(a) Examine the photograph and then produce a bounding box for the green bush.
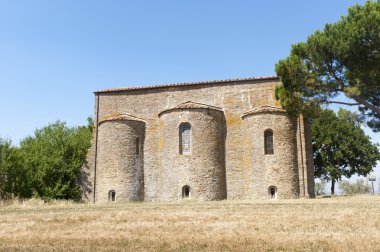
[0,118,93,201]
[339,179,371,195]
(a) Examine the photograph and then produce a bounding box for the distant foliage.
[312,109,380,195]
[339,179,371,195]
[314,181,326,196]
[0,118,93,201]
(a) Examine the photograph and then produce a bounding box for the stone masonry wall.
[304,121,316,197]
[158,107,226,201]
[95,119,145,203]
[296,117,316,198]
[242,112,300,199]
[81,78,315,202]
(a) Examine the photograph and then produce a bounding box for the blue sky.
[0,0,378,184]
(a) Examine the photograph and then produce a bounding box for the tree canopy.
[275,1,380,131]
[0,138,17,199]
[312,109,380,194]
[0,138,31,199]
[0,119,93,201]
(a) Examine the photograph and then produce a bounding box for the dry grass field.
[1,196,380,251]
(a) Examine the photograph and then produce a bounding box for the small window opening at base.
[182,185,190,198]
[268,186,277,199]
[109,190,116,202]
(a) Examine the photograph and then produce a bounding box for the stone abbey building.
[80,76,315,203]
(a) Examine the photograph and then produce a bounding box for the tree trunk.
[352,95,380,116]
[331,179,335,195]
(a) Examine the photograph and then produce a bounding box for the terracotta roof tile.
[99,113,146,124]
[242,105,286,118]
[173,101,223,111]
[95,76,279,94]
[158,101,223,117]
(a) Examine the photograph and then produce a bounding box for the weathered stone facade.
[80,77,315,202]
[96,115,145,203]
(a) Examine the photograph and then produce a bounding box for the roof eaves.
[95,76,279,94]
[241,106,286,119]
[158,101,224,117]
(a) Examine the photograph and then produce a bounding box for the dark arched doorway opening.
[268,186,277,199]
[182,185,190,198]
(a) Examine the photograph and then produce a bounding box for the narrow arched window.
[108,190,116,202]
[136,137,140,155]
[264,129,274,155]
[179,123,191,155]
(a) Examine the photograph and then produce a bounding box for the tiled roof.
[173,101,223,111]
[242,105,286,118]
[99,113,146,124]
[158,101,223,117]
[95,76,279,94]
